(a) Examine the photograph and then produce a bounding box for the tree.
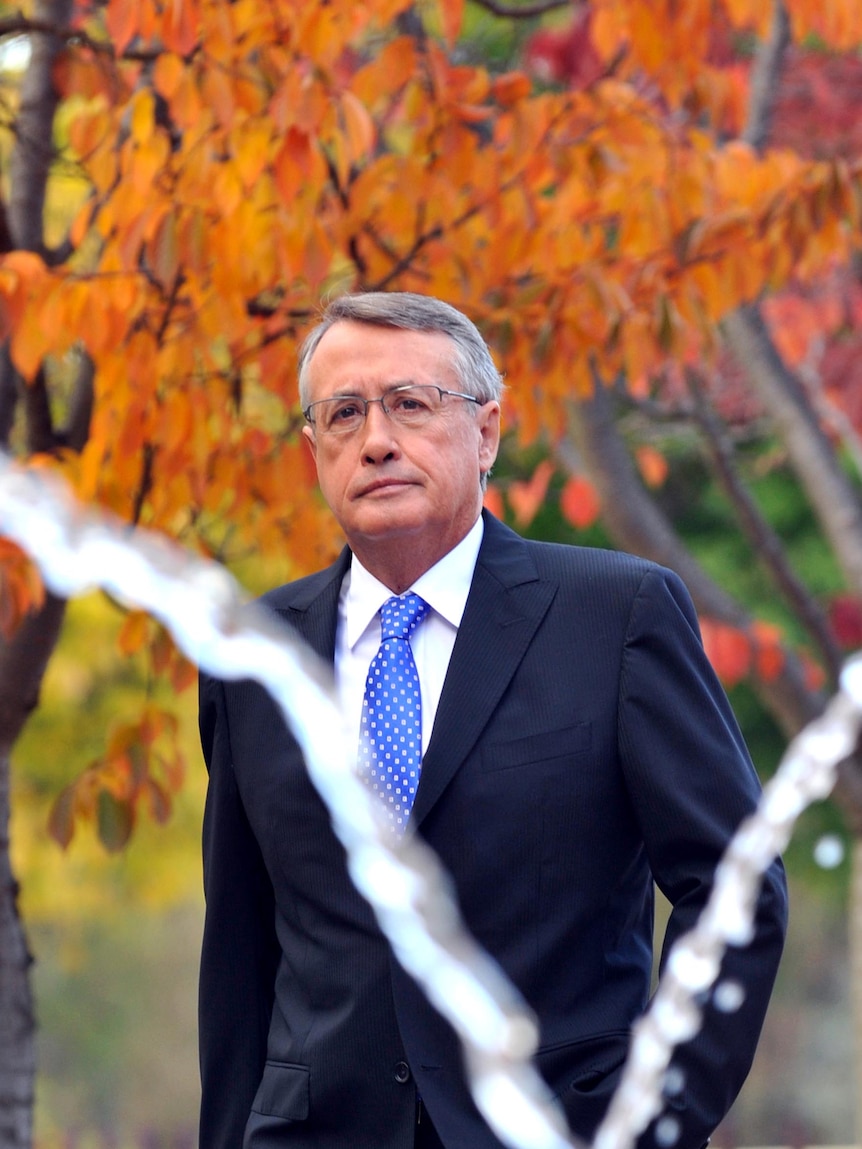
[1,0,861,1144]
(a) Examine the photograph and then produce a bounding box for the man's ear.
[477,401,501,474]
[302,423,318,464]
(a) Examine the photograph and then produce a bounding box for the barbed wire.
[1,453,858,1149]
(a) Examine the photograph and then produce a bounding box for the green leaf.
[47,783,77,850]
[97,790,135,853]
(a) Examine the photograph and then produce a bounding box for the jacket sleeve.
[618,568,788,1149]
[198,670,280,1149]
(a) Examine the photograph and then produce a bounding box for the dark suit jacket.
[198,511,787,1149]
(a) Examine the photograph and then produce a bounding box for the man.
[198,292,787,1149]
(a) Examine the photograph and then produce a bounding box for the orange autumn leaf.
[751,620,786,682]
[117,610,151,655]
[0,538,46,638]
[162,0,200,56]
[560,475,601,531]
[507,460,554,528]
[492,72,532,107]
[699,618,751,687]
[340,91,376,165]
[483,483,505,520]
[801,652,827,693]
[106,0,143,53]
[635,445,669,488]
[437,0,465,47]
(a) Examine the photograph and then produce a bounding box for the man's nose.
[360,400,400,462]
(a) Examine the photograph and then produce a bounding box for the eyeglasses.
[303,384,482,436]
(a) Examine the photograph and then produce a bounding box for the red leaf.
[827,593,862,649]
[106,0,141,53]
[751,620,785,682]
[162,0,200,57]
[560,475,601,530]
[523,11,605,89]
[700,618,751,687]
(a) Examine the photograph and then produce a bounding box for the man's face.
[302,320,500,571]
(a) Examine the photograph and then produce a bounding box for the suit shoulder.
[524,536,666,587]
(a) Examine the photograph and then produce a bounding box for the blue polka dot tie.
[359,593,430,834]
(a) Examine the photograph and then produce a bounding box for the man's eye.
[331,402,362,422]
[391,393,429,413]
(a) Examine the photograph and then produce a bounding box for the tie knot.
[379,593,429,641]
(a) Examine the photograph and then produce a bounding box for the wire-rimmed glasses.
[303,384,482,436]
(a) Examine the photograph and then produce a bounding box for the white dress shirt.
[335,515,484,756]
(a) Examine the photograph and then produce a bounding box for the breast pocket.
[480,722,592,773]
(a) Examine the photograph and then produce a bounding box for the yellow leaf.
[130,89,155,144]
[118,610,151,655]
[129,131,170,199]
[233,118,275,189]
[212,162,244,216]
[10,313,48,380]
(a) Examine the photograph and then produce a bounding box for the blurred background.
[2,0,862,1146]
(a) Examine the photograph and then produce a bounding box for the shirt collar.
[344,515,484,650]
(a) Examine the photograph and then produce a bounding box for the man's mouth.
[355,478,414,497]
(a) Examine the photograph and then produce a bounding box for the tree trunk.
[853,840,862,1146]
[0,751,33,1149]
[9,0,73,255]
[0,593,66,1149]
[0,4,89,1142]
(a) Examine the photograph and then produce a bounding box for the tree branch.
[723,305,862,596]
[469,0,574,17]
[561,374,825,737]
[8,0,73,254]
[742,0,791,152]
[61,351,94,452]
[0,346,16,450]
[0,16,162,62]
[20,365,57,454]
[686,365,844,683]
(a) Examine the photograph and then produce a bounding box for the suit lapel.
[411,515,558,826]
[269,547,350,664]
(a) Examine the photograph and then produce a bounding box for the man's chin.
[353,513,423,540]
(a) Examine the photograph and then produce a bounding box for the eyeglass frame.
[302,383,484,435]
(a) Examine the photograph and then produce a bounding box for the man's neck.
[349,516,483,595]
[349,547,440,595]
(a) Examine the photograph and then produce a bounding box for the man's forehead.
[314,317,452,351]
[308,322,457,389]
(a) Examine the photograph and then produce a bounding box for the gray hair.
[297,291,504,411]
